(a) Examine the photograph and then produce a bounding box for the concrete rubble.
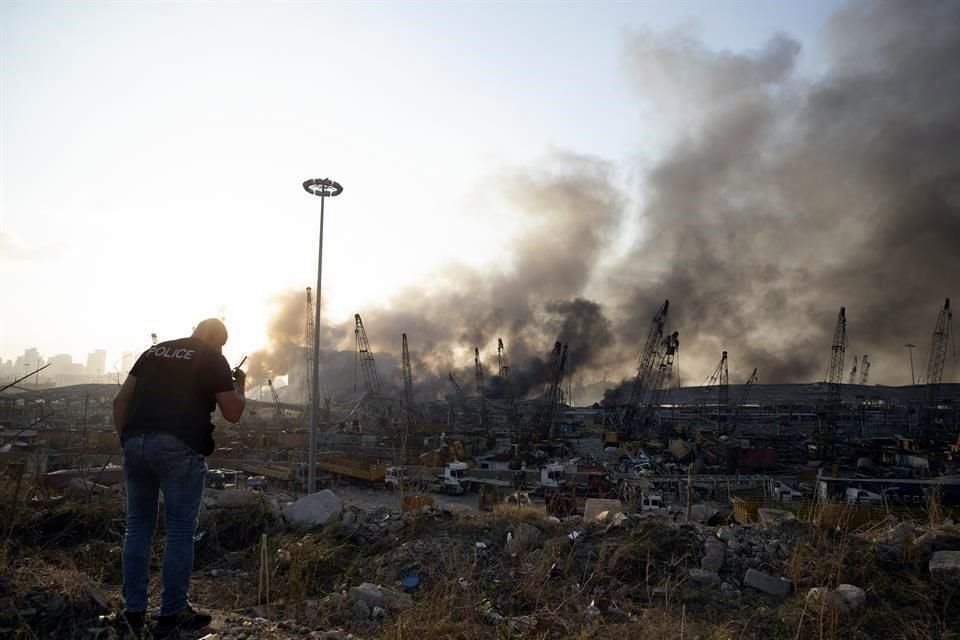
[805,584,866,616]
[929,550,960,586]
[743,568,792,597]
[282,489,343,529]
[6,486,960,639]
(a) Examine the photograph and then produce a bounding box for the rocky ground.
[2,484,960,640]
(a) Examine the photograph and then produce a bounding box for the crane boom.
[848,355,858,385]
[641,331,680,433]
[474,347,487,429]
[619,299,669,439]
[921,298,953,435]
[704,351,729,427]
[859,355,870,385]
[497,338,510,380]
[532,342,568,442]
[267,379,286,425]
[354,314,387,425]
[401,333,416,429]
[447,372,471,429]
[728,368,758,434]
[826,307,847,409]
[498,338,520,437]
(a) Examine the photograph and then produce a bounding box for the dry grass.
[3,480,959,640]
[493,503,547,523]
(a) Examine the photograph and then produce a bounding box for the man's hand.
[233,367,246,388]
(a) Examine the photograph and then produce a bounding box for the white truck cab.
[435,461,468,495]
[641,493,665,511]
[385,466,407,491]
[540,463,567,490]
[771,480,803,501]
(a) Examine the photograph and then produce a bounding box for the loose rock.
[743,568,792,597]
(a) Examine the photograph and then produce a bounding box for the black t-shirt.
[122,337,235,456]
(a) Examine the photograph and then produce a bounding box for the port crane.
[848,356,859,385]
[815,307,847,458]
[859,355,870,385]
[703,351,729,428]
[617,299,670,441]
[921,298,953,440]
[727,368,758,434]
[497,338,520,434]
[642,331,680,434]
[475,347,487,429]
[447,372,472,430]
[401,333,417,429]
[531,341,568,442]
[354,314,388,427]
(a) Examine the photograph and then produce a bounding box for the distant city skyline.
[1,345,135,386]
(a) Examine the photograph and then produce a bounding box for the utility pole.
[303,177,343,494]
[905,343,917,385]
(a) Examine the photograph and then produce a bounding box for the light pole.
[905,343,916,385]
[302,177,343,493]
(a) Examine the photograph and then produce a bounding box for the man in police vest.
[113,318,246,637]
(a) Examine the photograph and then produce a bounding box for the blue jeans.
[122,432,207,615]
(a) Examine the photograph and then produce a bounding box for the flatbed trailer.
[461,476,515,492]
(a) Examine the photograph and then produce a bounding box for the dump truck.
[316,453,388,485]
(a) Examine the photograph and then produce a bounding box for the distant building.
[12,348,44,384]
[86,349,107,382]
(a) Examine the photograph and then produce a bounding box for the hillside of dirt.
[2,486,959,640]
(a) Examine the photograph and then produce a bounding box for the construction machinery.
[531,341,568,442]
[704,351,729,428]
[728,368,758,434]
[474,347,487,429]
[497,338,520,436]
[921,298,953,440]
[826,307,848,411]
[814,307,847,458]
[616,300,670,442]
[267,379,286,425]
[848,356,859,385]
[354,314,388,428]
[316,452,388,485]
[401,333,417,429]
[859,355,870,385]
[644,331,680,434]
[447,372,473,430]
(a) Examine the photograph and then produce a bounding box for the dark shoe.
[153,604,212,638]
[115,610,146,638]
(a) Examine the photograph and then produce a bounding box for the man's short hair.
[192,318,228,348]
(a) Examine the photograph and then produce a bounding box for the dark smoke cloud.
[332,153,626,399]
[254,0,958,404]
[250,153,625,401]
[614,0,959,386]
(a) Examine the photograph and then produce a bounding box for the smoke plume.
[613,0,959,386]
[254,0,959,402]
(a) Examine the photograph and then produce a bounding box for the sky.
[5,0,920,389]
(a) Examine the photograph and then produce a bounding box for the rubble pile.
[1,491,959,639]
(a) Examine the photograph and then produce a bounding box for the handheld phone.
[233,355,247,378]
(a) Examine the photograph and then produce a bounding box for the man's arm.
[113,375,137,436]
[216,368,246,423]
